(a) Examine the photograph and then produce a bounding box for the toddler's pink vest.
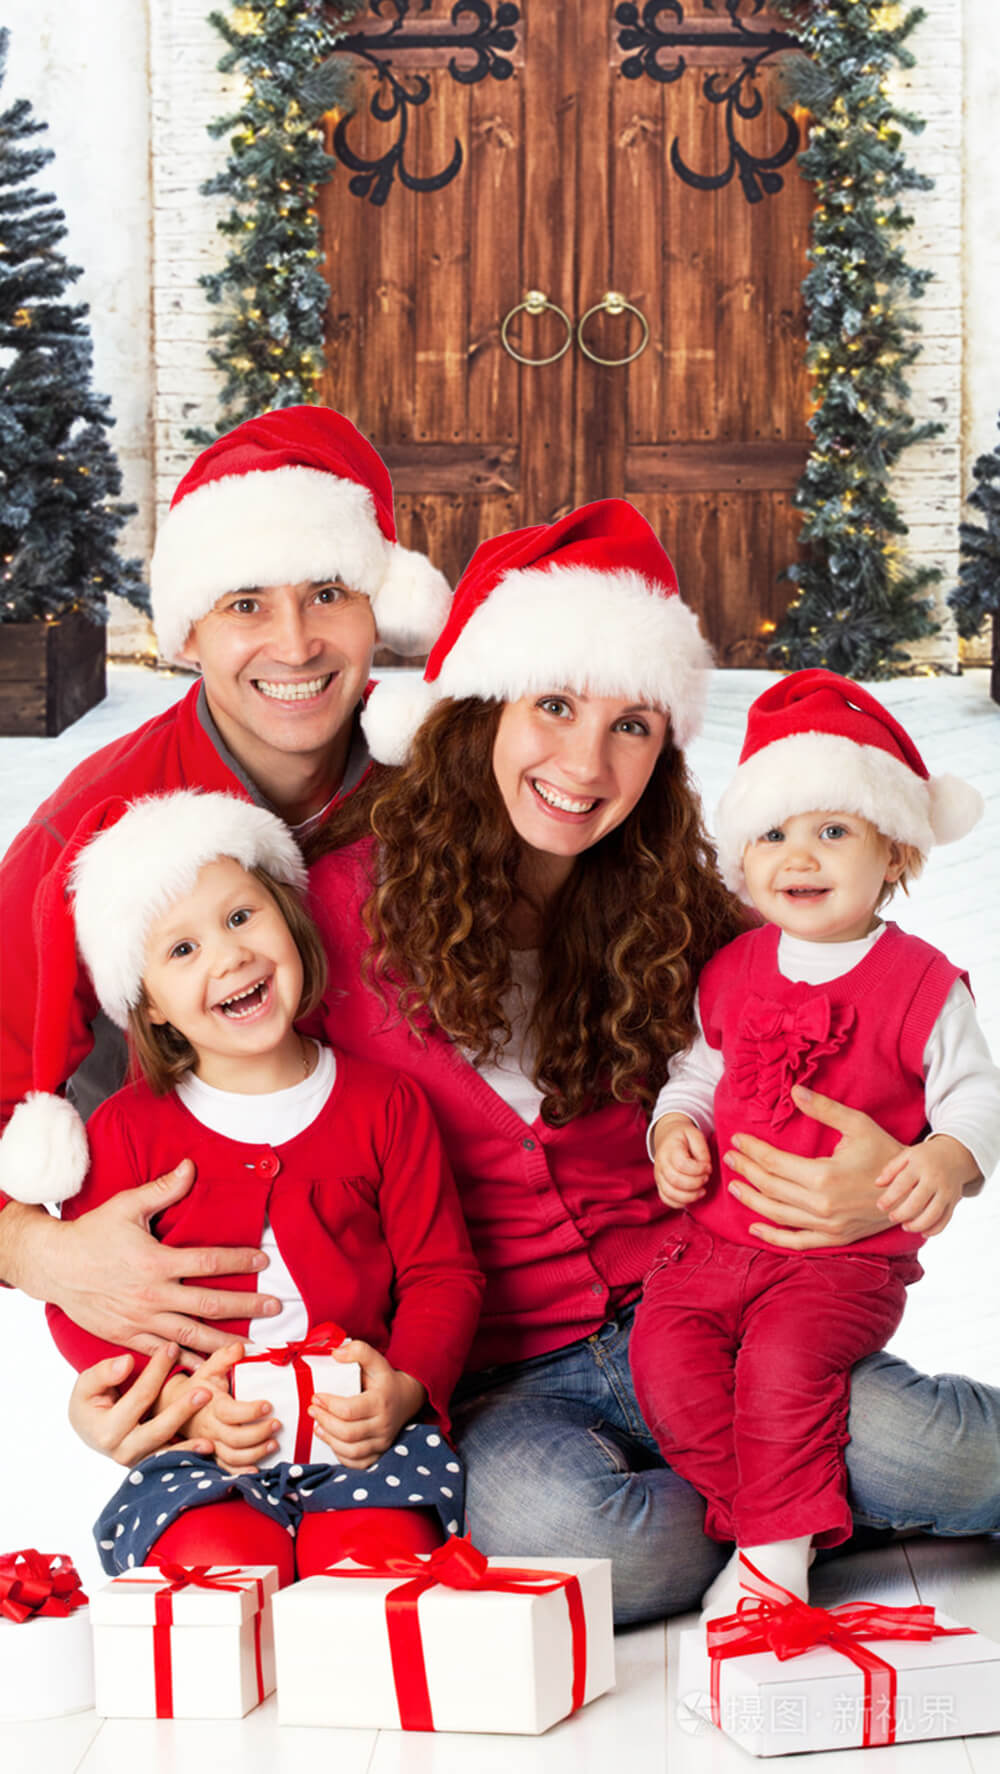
[695,923,964,1256]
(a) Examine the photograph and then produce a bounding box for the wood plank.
[379,443,518,494]
[612,48,663,447]
[0,622,49,679]
[627,441,808,492]
[466,61,522,452]
[574,3,624,504]
[519,0,576,524]
[661,56,719,446]
[319,103,366,428]
[413,75,470,445]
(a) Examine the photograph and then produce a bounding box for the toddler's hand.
[308,1340,427,1469]
[875,1135,975,1237]
[652,1113,712,1208]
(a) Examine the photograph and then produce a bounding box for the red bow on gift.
[0,1549,87,1624]
[730,993,855,1127]
[706,1558,972,1748]
[153,1564,247,1595]
[237,1320,349,1462]
[325,1533,588,1731]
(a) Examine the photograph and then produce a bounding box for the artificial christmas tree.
[949,416,1000,704]
[0,27,147,736]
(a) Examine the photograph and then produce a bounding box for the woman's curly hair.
[352,696,747,1126]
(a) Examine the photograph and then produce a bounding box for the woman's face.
[492,690,669,886]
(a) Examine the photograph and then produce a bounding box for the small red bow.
[0,1549,88,1623]
[235,1319,348,1368]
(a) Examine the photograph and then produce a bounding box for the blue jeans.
[450,1306,1000,1627]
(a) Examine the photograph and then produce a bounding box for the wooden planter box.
[0,607,107,737]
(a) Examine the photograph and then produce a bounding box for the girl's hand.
[652,1113,711,1208]
[875,1134,979,1238]
[724,1085,901,1249]
[308,1341,427,1470]
[178,1341,281,1473]
[68,1344,214,1466]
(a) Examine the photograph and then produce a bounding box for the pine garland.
[189,0,361,444]
[0,28,147,625]
[949,417,1000,640]
[769,0,942,678]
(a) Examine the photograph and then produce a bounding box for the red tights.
[148,1502,443,1586]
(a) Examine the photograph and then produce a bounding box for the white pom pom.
[927,773,984,846]
[0,1093,89,1205]
[370,546,451,657]
[361,676,441,765]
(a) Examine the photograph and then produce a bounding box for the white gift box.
[0,1609,94,1719]
[677,1612,1000,1756]
[91,1563,278,1719]
[232,1347,361,1467]
[274,1552,615,1733]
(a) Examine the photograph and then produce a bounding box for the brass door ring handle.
[500,290,574,365]
[576,291,649,366]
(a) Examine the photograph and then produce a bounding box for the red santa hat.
[361,498,711,764]
[714,669,984,894]
[150,406,451,662]
[0,791,307,1206]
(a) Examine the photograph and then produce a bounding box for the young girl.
[7,789,483,1581]
[628,669,1000,1619]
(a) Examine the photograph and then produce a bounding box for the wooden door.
[320,1,812,664]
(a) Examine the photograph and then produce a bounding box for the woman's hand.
[68,1344,215,1466]
[308,1341,427,1470]
[723,1085,902,1249]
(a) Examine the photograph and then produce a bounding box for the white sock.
[739,1536,815,1603]
[700,1549,742,1624]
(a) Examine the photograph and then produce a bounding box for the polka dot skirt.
[94,1425,466,1575]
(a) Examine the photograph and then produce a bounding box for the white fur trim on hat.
[150,468,391,662]
[0,1093,89,1205]
[70,792,308,1029]
[436,565,711,747]
[714,732,984,894]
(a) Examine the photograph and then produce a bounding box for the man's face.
[179,579,376,777]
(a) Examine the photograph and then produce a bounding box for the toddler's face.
[141,856,304,1088]
[742,810,904,943]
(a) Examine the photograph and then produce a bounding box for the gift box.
[232,1319,361,1467]
[273,1537,615,1733]
[0,1550,93,1720]
[677,1563,1000,1756]
[91,1562,278,1719]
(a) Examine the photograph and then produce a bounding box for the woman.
[304,500,998,1623]
[72,501,999,1621]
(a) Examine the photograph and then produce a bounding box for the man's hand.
[652,1112,711,1208]
[308,1342,427,1470]
[723,1085,901,1250]
[8,1162,280,1357]
[875,1134,980,1238]
[68,1344,214,1466]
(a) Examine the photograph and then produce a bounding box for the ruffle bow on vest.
[729,993,856,1128]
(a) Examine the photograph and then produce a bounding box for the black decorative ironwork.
[330,0,520,207]
[615,0,802,204]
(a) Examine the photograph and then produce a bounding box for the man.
[0,405,449,1356]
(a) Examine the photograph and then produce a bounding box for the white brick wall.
[891,0,965,667]
[149,1,234,527]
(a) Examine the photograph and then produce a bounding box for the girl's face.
[142,856,305,1090]
[742,810,905,943]
[492,690,669,892]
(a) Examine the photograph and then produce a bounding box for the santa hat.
[714,669,984,894]
[150,406,451,662]
[0,791,307,1206]
[361,499,711,764]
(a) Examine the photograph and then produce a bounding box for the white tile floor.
[2,664,999,1771]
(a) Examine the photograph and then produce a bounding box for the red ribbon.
[114,1564,265,1719]
[707,1558,973,1748]
[237,1320,348,1463]
[325,1534,587,1731]
[0,1550,87,1624]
